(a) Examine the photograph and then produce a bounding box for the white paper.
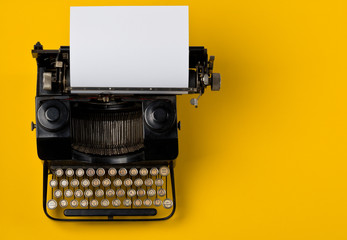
[70,6,189,91]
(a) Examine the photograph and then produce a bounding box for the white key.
[70,179,79,188]
[90,199,99,207]
[153,198,162,207]
[118,168,127,177]
[123,198,132,207]
[106,189,115,197]
[76,168,85,177]
[49,179,58,188]
[139,168,148,176]
[133,199,142,207]
[95,189,104,198]
[113,178,122,187]
[159,166,170,176]
[116,189,125,197]
[101,199,110,207]
[96,168,105,177]
[74,189,83,198]
[108,168,117,176]
[80,199,88,208]
[112,199,121,207]
[124,178,133,187]
[65,168,74,177]
[137,188,146,197]
[134,178,143,187]
[92,179,101,187]
[155,178,164,187]
[59,199,68,208]
[60,179,68,188]
[54,189,62,198]
[47,199,57,210]
[64,189,73,198]
[144,178,153,187]
[163,199,173,209]
[127,189,136,197]
[70,199,78,208]
[86,168,95,177]
[158,188,166,197]
[102,178,111,187]
[143,199,152,207]
[81,179,90,188]
[129,168,138,176]
[84,189,93,198]
[147,188,156,197]
[55,168,64,177]
[150,167,159,176]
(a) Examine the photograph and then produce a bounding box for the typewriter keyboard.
[45,165,175,220]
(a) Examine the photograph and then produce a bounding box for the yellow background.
[1,0,347,239]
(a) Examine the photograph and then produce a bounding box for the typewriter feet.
[43,163,176,221]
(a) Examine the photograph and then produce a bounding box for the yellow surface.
[1,0,347,239]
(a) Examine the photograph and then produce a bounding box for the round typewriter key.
[74,189,83,198]
[54,189,62,198]
[163,199,173,209]
[118,168,127,177]
[60,179,68,188]
[113,178,122,187]
[155,178,164,187]
[143,198,152,207]
[112,199,121,207]
[150,167,159,176]
[80,199,88,208]
[158,188,166,197]
[55,168,64,177]
[59,199,68,208]
[106,189,115,197]
[137,188,146,197]
[81,179,90,188]
[139,168,148,176]
[101,199,110,207]
[124,178,133,187]
[134,178,143,187]
[49,179,58,188]
[159,166,170,176]
[76,168,84,177]
[92,178,101,187]
[129,168,138,176]
[90,199,98,207]
[127,189,136,198]
[123,198,132,207]
[144,178,153,187]
[70,199,78,208]
[116,189,125,197]
[133,199,142,207]
[95,189,104,198]
[84,189,93,198]
[102,178,111,187]
[147,188,156,197]
[70,179,79,188]
[96,168,105,177]
[65,168,74,177]
[108,168,117,177]
[153,198,162,207]
[64,189,73,198]
[86,168,95,177]
[47,199,57,210]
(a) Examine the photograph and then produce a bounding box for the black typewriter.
[31,42,221,221]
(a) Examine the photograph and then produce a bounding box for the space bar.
[64,208,157,217]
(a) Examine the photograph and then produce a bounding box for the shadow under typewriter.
[44,165,175,221]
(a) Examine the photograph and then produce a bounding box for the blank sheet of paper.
[70,6,189,90]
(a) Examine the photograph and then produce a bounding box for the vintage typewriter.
[31,42,221,221]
